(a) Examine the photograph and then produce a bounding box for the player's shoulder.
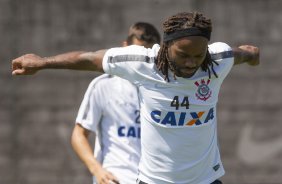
[208,42,233,60]
[87,74,112,89]
[208,42,232,53]
[151,44,160,56]
[126,44,160,58]
[107,44,160,57]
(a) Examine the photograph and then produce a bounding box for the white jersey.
[102,43,234,184]
[76,74,141,184]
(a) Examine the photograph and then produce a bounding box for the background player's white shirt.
[76,74,141,184]
[102,43,234,184]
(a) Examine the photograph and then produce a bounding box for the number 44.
[170,96,189,110]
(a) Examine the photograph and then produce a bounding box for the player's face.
[168,36,208,78]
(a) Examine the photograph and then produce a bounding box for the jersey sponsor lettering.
[118,126,141,138]
[151,107,214,126]
[117,110,141,138]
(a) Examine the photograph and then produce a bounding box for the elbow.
[78,51,105,72]
[71,128,77,150]
[71,123,81,149]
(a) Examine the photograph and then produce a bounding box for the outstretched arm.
[12,49,107,75]
[71,124,120,184]
[233,45,260,66]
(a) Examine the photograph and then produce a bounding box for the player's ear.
[122,41,129,47]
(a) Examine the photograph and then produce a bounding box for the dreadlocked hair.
[156,12,219,82]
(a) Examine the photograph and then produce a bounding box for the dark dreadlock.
[156,12,219,82]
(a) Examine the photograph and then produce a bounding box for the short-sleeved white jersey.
[76,74,141,184]
[102,43,234,184]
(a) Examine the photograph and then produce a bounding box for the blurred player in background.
[72,22,160,184]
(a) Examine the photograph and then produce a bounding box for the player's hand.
[238,45,260,66]
[95,168,120,184]
[12,54,46,75]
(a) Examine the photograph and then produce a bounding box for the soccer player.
[72,22,160,184]
[12,12,259,184]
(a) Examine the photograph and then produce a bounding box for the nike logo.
[237,123,282,165]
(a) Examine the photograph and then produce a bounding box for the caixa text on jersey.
[118,126,141,138]
[150,107,214,126]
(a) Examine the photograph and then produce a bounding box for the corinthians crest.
[194,79,212,101]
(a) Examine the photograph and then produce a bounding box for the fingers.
[238,45,260,66]
[12,58,23,75]
[109,180,120,184]
[107,172,120,184]
[12,69,26,75]
[12,56,25,75]
[11,54,39,75]
[12,58,22,69]
[97,170,120,184]
[250,47,260,66]
[100,178,120,184]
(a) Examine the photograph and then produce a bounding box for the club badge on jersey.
[194,79,212,101]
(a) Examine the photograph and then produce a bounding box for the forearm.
[44,50,106,72]
[233,48,251,65]
[12,49,107,75]
[71,124,120,183]
[232,45,259,66]
[71,125,102,176]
